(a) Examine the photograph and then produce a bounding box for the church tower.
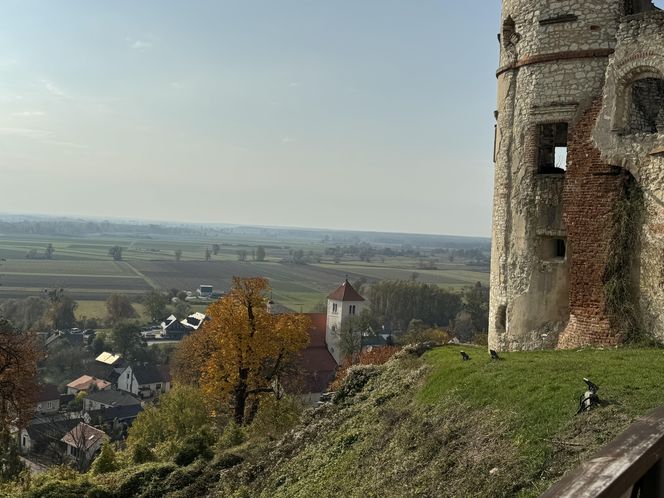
[490,0,661,350]
[325,279,366,364]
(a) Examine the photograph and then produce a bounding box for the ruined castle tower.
[489,0,664,350]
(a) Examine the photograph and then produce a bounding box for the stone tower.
[490,0,664,350]
[325,279,366,364]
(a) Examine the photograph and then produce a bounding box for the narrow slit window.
[537,123,568,174]
[555,239,566,259]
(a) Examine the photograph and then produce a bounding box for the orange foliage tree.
[172,277,310,425]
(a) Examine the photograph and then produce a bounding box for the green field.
[0,230,489,315]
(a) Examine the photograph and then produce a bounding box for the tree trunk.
[233,367,249,425]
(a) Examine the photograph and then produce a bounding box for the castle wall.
[491,2,664,350]
[490,0,623,350]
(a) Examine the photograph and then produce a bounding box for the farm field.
[0,228,490,314]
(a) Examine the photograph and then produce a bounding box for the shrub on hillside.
[330,346,401,391]
[174,432,214,466]
[246,396,302,441]
[91,441,118,475]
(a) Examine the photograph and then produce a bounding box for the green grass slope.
[14,345,664,498]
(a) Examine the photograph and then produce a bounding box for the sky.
[0,1,501,237]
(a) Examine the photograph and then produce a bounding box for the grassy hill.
[14,345,664,497]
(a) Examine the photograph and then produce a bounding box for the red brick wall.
[557,98,625,349]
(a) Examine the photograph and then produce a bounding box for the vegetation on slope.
[10,345,664,497]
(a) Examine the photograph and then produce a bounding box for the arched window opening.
[627,77,664,134]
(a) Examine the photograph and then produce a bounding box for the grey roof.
[85,389,141,407]
[133,365,170,385]
[361,335,388,347]
[35,384,60,403]
[85,404,143,423]
[25,418,82,444]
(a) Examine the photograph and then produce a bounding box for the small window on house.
[628,77,664,134]
[349,305,356,315]
[332,303,338,313]
[537,123,568,174]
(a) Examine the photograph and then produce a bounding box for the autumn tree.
[172,277,310,425]
[0,319,40,480]
[106,293,137,325]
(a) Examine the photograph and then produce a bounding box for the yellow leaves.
[172,277,311,415]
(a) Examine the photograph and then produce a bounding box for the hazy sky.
[0,1,501,236]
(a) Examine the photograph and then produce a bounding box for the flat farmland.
[0,231,490,313]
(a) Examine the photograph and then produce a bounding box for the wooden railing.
[541,406,664,497]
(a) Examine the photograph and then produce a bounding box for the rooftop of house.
[84,404,143,423]
[35,383,60,403]
[327,279,365,302]
[132,365,171,385]
[66,375,111,392]
[25,417,81,444]
[61,422,106,450]
[85,389,141,407]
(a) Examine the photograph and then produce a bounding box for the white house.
[34,384,60,414]
[117,365,171,399]
[325,279,366,364]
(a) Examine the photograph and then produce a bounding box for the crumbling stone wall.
[490,0,622,351]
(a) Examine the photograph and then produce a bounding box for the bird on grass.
[460,351,471,361]
[490,349,501,360]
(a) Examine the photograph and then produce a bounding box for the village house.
[61,422,106,470]
[117,364,171,399]
[66,375,111,395]
[34,384,61,414]
[83,389,142,412]
[83,404,143,440]
[20,416,81,462]
[159,312,208,339]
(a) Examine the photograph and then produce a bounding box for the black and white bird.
[460,351,471,361]
[490,349,501,360]
[577,378,601,414]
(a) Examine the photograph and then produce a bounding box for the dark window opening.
[628,77,664,134]
[496,305,507,330]
[540,237,567,261]
[624,0,655,15]
[537,123,568,174]
[555,239,566,258]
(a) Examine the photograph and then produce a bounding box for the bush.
[217,421,245,450]
[173,432,214,466]
[247,396,302,441]
[91,441,117,475]
[131,442,156,464]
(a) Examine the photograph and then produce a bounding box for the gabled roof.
[85,404,143,423]
[132,365,170,385]
[61,422,106,450]
[67,375,111,392]
[26,418,81,444]
[85,390,141,407]
[35,383,60,403]
[327,279,365,302]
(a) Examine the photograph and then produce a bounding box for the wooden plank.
[541,406,664,497]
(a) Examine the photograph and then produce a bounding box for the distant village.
[21,279,392,471]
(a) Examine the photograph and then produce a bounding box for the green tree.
[237,249,248,262]
[110,321,144,359]
[212,244,221,255]
[126,386,209,460]
[106,294,137,325]
[204,247,212,261]
[45,243,54,260]
[174,249,182,261]
[45,289,78,329]
[337,316,363,362]
[174,300,192,320]
[108,245,123,261]
[142,290,168,323]
[256,246,266,262]
[463,282,489,333]
[91,441,117,475]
